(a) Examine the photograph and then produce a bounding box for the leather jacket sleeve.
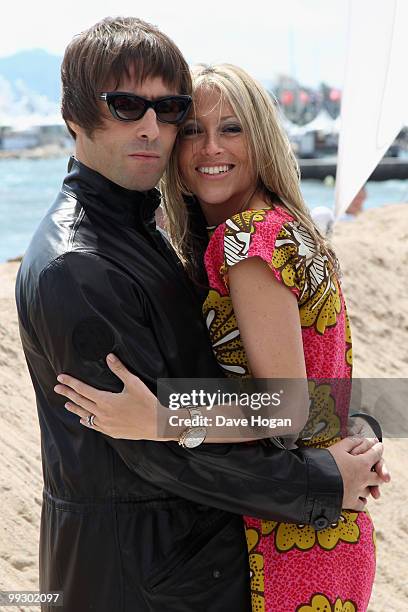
[34,250,343,528]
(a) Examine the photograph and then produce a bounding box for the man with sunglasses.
[15,16,384,612]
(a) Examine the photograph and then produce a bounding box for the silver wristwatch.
[178,407,207,449]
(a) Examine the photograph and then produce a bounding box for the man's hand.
[327,437,388,511]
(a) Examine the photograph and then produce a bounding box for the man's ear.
[66,120,81,138]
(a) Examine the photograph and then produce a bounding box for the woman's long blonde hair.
[160,63,338,277]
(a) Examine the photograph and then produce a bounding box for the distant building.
[0,115,70,150]
[1,126,40,150]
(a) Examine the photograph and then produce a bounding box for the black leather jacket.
[15,158,343,611]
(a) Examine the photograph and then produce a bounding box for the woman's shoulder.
[203,205,294,275]
[209,203,294,245]
[225,205,296,253]
[229,203,294,229]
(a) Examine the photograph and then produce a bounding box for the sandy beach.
[0,203,407,611]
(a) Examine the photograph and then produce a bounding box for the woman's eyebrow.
[188,114,239,122]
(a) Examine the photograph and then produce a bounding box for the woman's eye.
[222,124,242,134]
[180,125,201,137]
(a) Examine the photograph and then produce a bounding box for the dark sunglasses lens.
[111,95,146,120]
[156,98,190,123]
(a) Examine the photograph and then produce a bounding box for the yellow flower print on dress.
[248,552,264,594]
[246,526,260,553]
[245,528,265,612]
[296,593,357,612]
[316,511,360,551]
[202,289,249,377]
[299,381,341,448]
[272,222,341,335]
[261,520,277,536]
[333,600,357,612]
[274,511,360,553]
[273,522,316,552]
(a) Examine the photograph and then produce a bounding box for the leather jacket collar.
[64,156,162,228]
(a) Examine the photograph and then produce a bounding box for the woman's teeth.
[197,165,232,175]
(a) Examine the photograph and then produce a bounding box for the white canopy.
[297,110,336,136]
[278,112,303,138]
[334,0,408,219]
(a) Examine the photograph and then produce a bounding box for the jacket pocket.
[146,509,237,593]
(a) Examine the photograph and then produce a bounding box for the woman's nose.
[201,133,223,157]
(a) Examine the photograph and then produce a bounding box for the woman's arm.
[229,256,307,379]
[179,255,310,442]
[227,255,309,436]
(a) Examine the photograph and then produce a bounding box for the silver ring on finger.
[87,414,96,428]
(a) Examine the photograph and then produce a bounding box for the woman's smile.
[196,163,235,178]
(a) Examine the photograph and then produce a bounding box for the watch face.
[183,427,207,449]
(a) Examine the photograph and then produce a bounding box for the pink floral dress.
[203,205,376,612]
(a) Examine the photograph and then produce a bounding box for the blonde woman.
[163,64,376,611]
[55,64,387,611]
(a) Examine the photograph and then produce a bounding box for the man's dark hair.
[61,16,192,138]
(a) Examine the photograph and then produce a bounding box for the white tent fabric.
[334,0,408,219]
[297,110,336,136]
[278,112,303,138]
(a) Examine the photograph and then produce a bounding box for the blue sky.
[2,0,349,87]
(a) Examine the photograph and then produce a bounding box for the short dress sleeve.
[204,205,343,338]
[219,206,309,300]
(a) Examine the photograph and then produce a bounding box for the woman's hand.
[54,354,162,440]
[347,415,391,499]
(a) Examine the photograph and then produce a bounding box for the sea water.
[0,156,407,262]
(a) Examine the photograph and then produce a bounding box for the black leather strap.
[349,412,383,442]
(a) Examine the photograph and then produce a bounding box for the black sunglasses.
[99,92,192,125]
